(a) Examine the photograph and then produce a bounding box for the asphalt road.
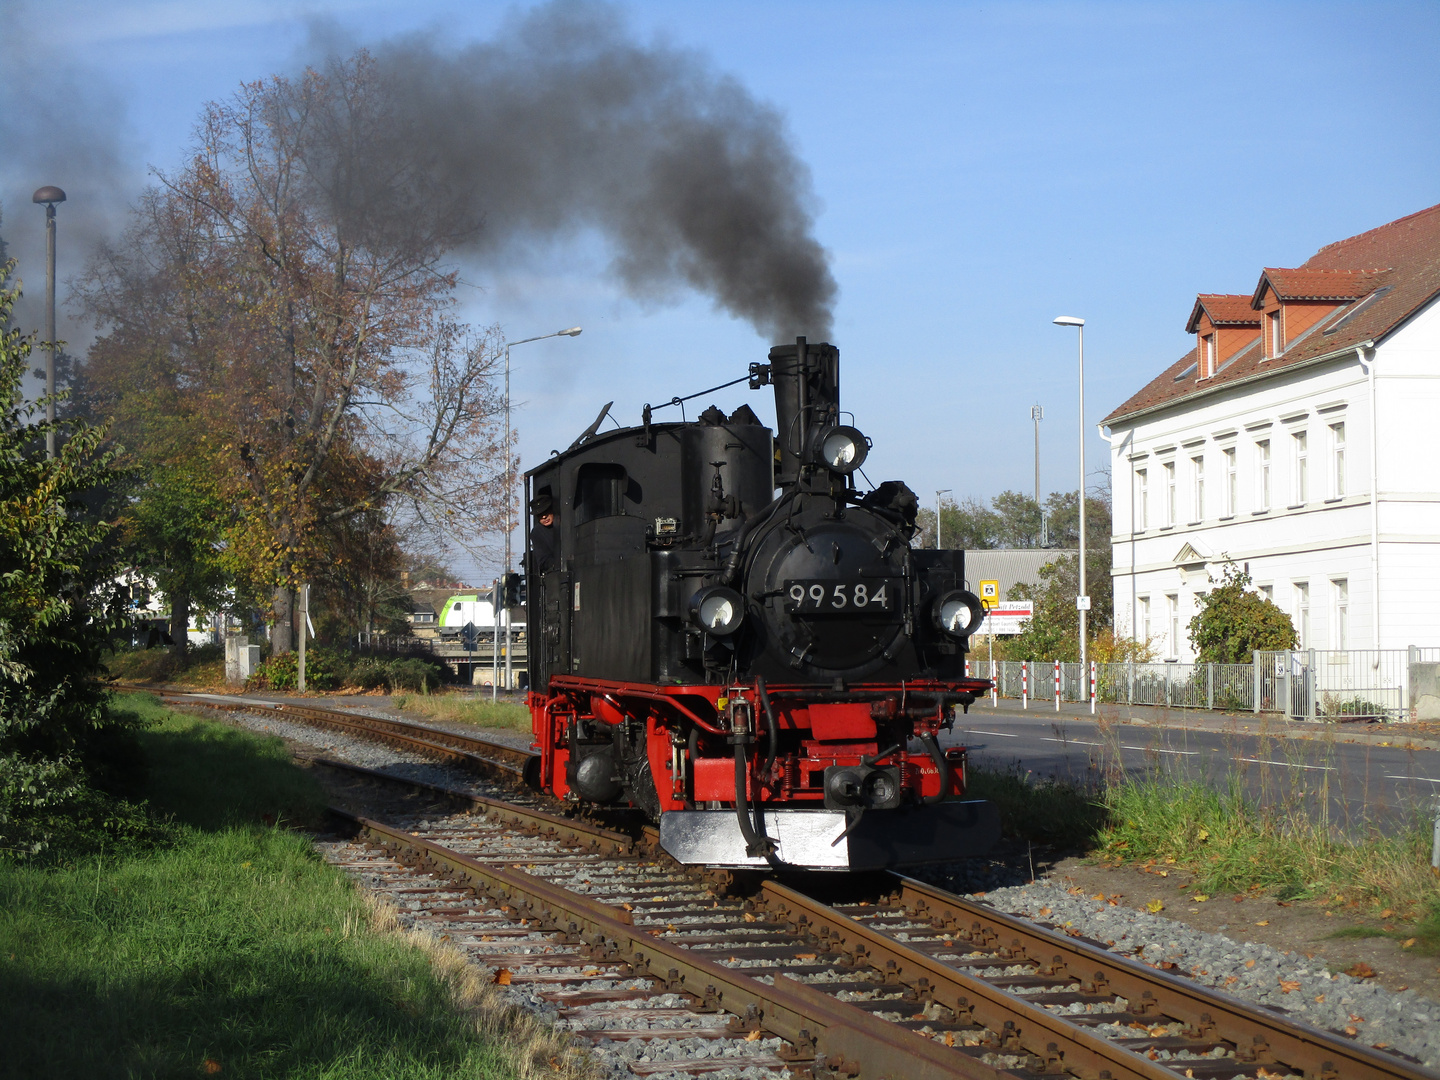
[941,698,1440,835]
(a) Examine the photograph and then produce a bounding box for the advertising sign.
[983,600,1034,635]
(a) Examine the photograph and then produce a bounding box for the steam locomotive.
[523,339,1000,870]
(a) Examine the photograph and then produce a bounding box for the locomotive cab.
[523,339,1000,870]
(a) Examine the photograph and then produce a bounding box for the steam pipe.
[755,675,779,780]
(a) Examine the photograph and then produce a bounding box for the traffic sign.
[978,579,1000,609]
[1076,595,1092,611]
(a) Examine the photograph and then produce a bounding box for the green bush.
[248,647,344,692]
[248,649,446,694]
[385,657,441,692]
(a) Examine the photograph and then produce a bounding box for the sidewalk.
[970,695,1440,754]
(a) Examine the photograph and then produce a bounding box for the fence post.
[1207,663,1214,710]
[1128,659,1134,705]
[1431,797,1440,873]
[1308,648,1317,720]
[991,659,998,708]
[1253,650,1262,714]
[1090,661,1097,715]
[1022,661,1028,710]
[1054,658,1060,711]
[964,658,970,679]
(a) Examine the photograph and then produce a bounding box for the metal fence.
[968,647,1435,721]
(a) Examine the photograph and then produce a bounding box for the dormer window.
[1201,334,1216,377]
[1267,311,1282,357]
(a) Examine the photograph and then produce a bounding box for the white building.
[1103,203,1440,662]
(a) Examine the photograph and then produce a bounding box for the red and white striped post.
[1054,658,1061,711]
[990,659,998,707]
[964,658,971,679]
[1021,661,1028,710]
[1090,660,1097,715]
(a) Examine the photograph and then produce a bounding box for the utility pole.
[935,489,952,550]
[32,186,65,459]
[297,583,308,692]
[1031,404,1044,545]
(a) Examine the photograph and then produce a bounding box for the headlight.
[689,586,745,636]
[934,589,985,639]
[815,425,869,474]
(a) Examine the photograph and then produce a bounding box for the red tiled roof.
[1251,267,1387,304]
[1105,202,1440,425]
[1185,294,1261,333]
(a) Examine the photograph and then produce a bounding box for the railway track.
[129,684,1436,1080]
[111,683,536,781]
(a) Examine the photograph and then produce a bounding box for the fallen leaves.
[943,1032,956,1047]
[1255,920,1270,927]
[203,1061,222,1076]
[744,1030,762,1042]
[1244,959,1256,968]
[1278,980,1301,993]
[1037,906,1052,917]
[1192,894,1210,902]
[1146,899,1165,913]
[1346,962,1377,979]
[1345,1025,1359,1036]
[795,952,817,961]
[1402,938,1418,949]
[1314,993,1326,1004]
[1379,908,1393,919]
[1224,976,1240,986]
[493,968,512,986]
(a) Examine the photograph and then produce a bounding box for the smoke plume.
[0,2,139,346]
[310,2,837,341]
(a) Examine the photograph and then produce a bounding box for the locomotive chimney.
[769,337,840,487]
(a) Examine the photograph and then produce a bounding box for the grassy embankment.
[393,691,532,732]
[0,692,578,1079]
[105,642,228,688]
[966,725,1440,953]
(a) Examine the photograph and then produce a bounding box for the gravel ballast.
[975,878,1439,1069]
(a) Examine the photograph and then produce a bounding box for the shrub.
[248,647,344,692]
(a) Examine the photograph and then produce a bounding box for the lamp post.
[1053,316,1087,670]
[1031,404,1044,545]
[935,489,952,550]
[32,186,66,459]
[499,326,581,697]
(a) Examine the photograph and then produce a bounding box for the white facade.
[1105,294,1440,661]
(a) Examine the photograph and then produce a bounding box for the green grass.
[1094,776,1440,949]
[0,692,532,1078]
[393,692,532,732]
[965,764,1108,849]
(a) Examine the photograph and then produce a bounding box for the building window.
[1136,469,1148,530]
[1223,447,1237,515]
[1268,310,1282,357]
[1138,596,1150,644]
[1294,581,1309,648]
[1166,594,1179,659]
[1255,440,1271,511]
[1191,455,1205,522]
[1164,461,1176,526]
[1202,334,1216,377]
[1292,430,1308,505]
[1331,578,1348,649]
[1330,422,1346,497]
[1259,584,1273,601]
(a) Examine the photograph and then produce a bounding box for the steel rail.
[339,809,1014,1080]
[313,757,632,856]
[886,876,1431,1080]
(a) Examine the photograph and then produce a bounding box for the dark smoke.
[0,2,140,347]
[309,1,836,341]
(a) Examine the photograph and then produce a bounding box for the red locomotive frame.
[529,675,994,812]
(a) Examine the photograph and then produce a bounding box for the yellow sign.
[978,579,1000,609]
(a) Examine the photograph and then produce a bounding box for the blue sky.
[2,0,1437,583]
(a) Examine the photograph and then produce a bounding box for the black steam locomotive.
[524,339,999,870]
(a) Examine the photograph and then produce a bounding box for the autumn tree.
[1188,563,1298,663]
[81,54,509,651]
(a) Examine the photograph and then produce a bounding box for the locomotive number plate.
[784,579,896,614]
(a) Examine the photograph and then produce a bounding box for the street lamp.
[1030,404,1044,545]
[499,326,582,697]
[935,489,952,550]
[32,186,66,459]
[1053,316,1087,670]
